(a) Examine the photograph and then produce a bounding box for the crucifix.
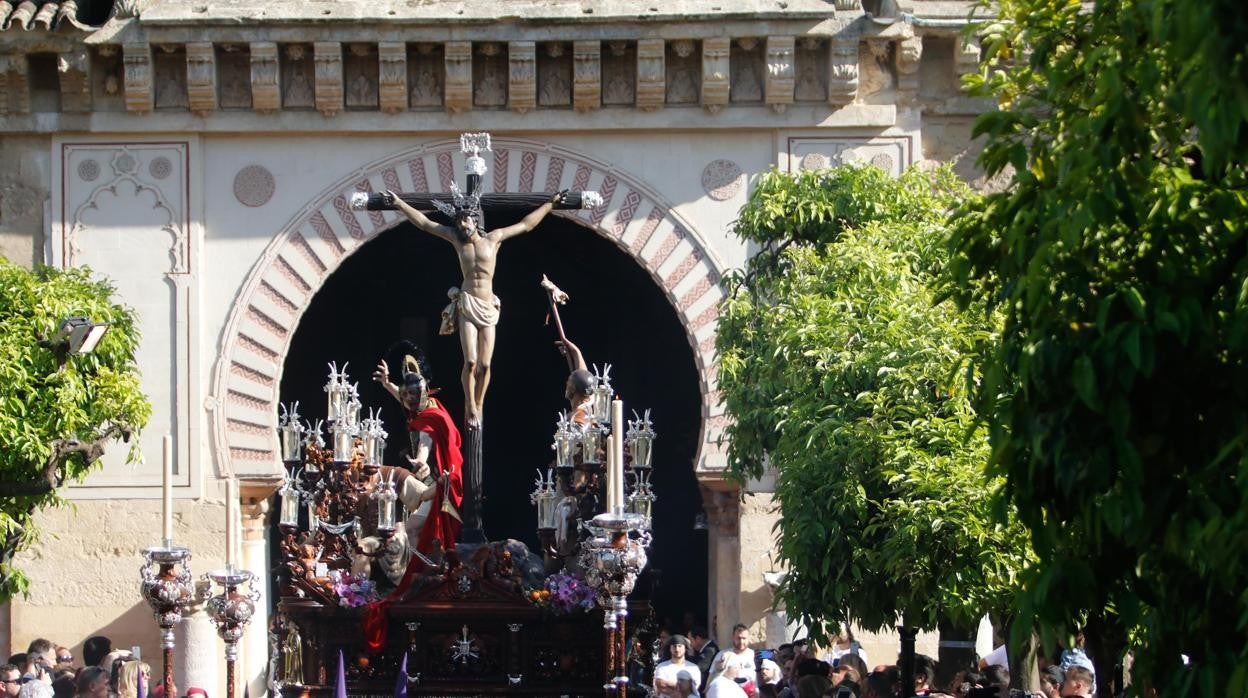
[351,133,603,541]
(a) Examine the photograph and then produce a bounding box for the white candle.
[226,478,238,568]
[605,435,617,514]
[611,399,625,513]
[161,434,173,545]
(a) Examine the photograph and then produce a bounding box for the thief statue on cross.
[352,133,602,538]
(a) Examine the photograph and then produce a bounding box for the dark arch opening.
[279,210,708,624]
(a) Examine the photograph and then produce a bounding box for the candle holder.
[579,512,651,698]
[626,470,656,530]
[552,412,578,469]
[139,544,196,698]
[324,362,351,423]
[278,402,307,465]
[530,469,559,531]
[372,471,399,534]
[278,470,301,531]
[206,567,261,698]
[591,364,613,424]
[360,408,387,473]
[626,410,656,469]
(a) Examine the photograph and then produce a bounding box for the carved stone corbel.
[895,35,922,99]
[444,41,472,113]
[827,34,859,104]
[185,42,217,115]
[508,41,535,113]
[57,48,91,112]
[700,37,729,113]
[313,41,343,116]
[250,42,280,113]
[572,40,600,112]
[378,42,407,114]
[765,36,795,113]
[123,42,153,113]
[635,38,665,111]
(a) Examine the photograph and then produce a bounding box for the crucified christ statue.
[385,188,567,427]
[353,133,603,539]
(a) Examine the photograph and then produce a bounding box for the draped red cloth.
[362,398,463,653]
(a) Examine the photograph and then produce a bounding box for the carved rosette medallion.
[701,159,743,201]
[233,165,276,208]
[149,156,173,180]
[800,152,830,171]
[78,159,101,182]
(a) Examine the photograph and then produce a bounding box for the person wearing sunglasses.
[2,664,22,698]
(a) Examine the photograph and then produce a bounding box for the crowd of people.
[645,623,1101,698]
[2,638,205,698]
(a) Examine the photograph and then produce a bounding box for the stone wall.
[0,134,49,266]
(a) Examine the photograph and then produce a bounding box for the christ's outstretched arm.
[386,190,458,243]
[492,190,568,241]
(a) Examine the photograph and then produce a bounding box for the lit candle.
[226,478,238,568]
[611,399,625,513]
[162,434,173,545]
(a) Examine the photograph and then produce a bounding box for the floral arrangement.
[328,570,378,608]
[528,571,597,615]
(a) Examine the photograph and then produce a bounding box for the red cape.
[362,398,463,653]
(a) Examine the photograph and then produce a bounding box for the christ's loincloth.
[440,287,501,335]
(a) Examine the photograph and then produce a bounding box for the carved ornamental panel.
[635,39,663,110]
[250,42,280,112]
[473,42,507,108]
[280,43,315,109]
[218,45,252,110]
[665,39,699,106]
[602,40,635,106]
[344,43,378,110]
[794,37,828,102]
[787,135,911,177]
[314,41,344,115]
[153,45,187,110]
[538,42,572,108]
[185,42,216,114]
[765,36,795,112]
[377,42,407,113]
[122,42,153,113]
[408,43,444,109]
[730,38,763,103]
[444,41,471,112]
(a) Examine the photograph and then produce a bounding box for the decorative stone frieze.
[123,42,153,113]
[635,38,664,111]
[443,41,471,112]
[765,36,795,113]
[827,34,859,104]
[377,42,407,114]
[250,42,280,112]
[508,40,535,113]
[313,41,343,115]
[407,43,442,108]
[58,48,91,112]
[572,40,600,112]
[185,42,216,114]
[896,35,922,98]
[700,37,729,113]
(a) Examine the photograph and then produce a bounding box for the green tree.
[717,165,1030,650]
[0,257,150,601]
[947,0,1248,694]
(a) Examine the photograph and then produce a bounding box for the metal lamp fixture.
[372,471,399,533]
[278,402,306,463]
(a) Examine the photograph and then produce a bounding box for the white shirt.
[711,648,757,677]
[705,675,748,698]
[654,660,701,697]
[823,643,870,669]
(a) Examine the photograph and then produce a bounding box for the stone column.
[177,580,220,695]
[239,479,280,698]
[699,478,740,639]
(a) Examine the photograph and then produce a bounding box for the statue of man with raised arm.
[384,186,567,427]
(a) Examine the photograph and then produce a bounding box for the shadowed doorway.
[278,210,708,625]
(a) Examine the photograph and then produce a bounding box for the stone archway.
[210,137,729,479]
